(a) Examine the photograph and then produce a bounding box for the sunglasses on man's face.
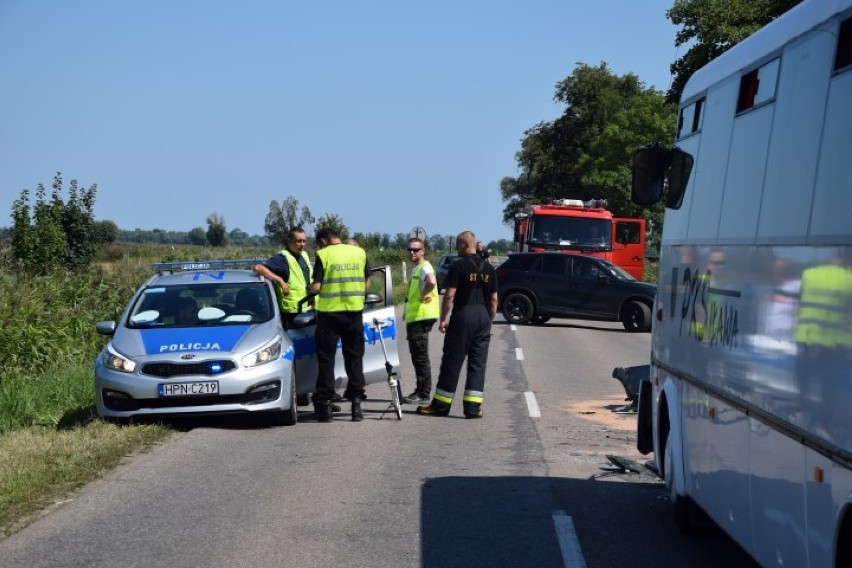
[407,248,423,253]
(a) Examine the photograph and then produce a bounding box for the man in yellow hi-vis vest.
[310,227,371,422]
[255,227,312,328]
[794,249,852,436]
[402,237,439,405]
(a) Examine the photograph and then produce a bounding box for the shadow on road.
[420,475,757,568]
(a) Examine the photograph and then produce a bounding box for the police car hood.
[110,321,280,361]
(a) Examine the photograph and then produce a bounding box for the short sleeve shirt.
[263,251,310,283]
[444,254,497,309]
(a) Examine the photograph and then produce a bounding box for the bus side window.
[836,16,852,71]
[737,58,780,112]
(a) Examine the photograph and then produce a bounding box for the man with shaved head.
[417,230,497,419]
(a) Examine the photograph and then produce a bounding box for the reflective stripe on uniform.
[315,245,367,312]
[433,389,454,404]
[463,390,483,404]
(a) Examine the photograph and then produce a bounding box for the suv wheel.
[621,300,651,332]
[502,293,534,325]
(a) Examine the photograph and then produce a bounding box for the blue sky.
[0,0,679,244]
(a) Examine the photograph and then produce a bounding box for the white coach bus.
[631,1,852,566]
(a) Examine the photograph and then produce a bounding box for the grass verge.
[0,364,175,539]
[0,420,173,538]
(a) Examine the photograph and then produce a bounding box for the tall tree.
[264,196,315,246]
[358,232,382,249]
[315,213,348,240]
[94,220,119,244]
[10,190,34,266]
[188,227,207,246]
[229,228,248,241]
[393,232,409,249]
[61,177,98,269]
[10,173,99,273]
[206,212,228,247]
[667,0,802,103]
[501,63,676,229]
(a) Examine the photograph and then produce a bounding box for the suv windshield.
[127,283,273,328]
[600,260,636,282]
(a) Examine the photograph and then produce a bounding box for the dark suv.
[436,254,458,293]
[496,253,655,332]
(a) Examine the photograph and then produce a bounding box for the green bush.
[0,263,148,379]
[0,368,97,433]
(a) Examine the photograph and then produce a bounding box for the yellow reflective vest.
[794,264,852,348]
[315,244,367,312]
[405,261,439,322]
[277,249,312,314]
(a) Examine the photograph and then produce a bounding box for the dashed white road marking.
[510,324,517,331]
[524,391,541,418]
[515,347,524,360]
[552,511,587,568]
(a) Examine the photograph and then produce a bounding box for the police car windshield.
[127,283,273,328]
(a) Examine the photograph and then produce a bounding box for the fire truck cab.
[514,198,646,280]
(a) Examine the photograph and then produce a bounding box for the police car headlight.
[103,346,136,373]
[243,337,282,368]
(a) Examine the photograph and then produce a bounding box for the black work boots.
[315,400,363,422]
[351,398,363,422]
[315,404,333,423]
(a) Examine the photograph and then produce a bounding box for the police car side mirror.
[95,321,117,336]
[365,292,383,306]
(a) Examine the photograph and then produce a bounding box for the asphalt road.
[0,306,757,568]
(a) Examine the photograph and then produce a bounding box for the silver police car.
[94,260,400,424]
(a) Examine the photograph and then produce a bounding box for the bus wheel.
[664,430,693,533]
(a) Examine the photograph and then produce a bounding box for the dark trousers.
[796,344,851,446]
[312,310,366,405]
[407,319,436,396]
[434,305,491,412]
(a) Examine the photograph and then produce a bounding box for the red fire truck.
[513,198,646,280]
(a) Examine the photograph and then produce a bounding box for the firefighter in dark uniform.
[310,227,371,423]
[417,230,498,419]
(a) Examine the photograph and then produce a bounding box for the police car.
[94,259,400,424]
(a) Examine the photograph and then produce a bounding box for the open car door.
[287,265,400,400]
